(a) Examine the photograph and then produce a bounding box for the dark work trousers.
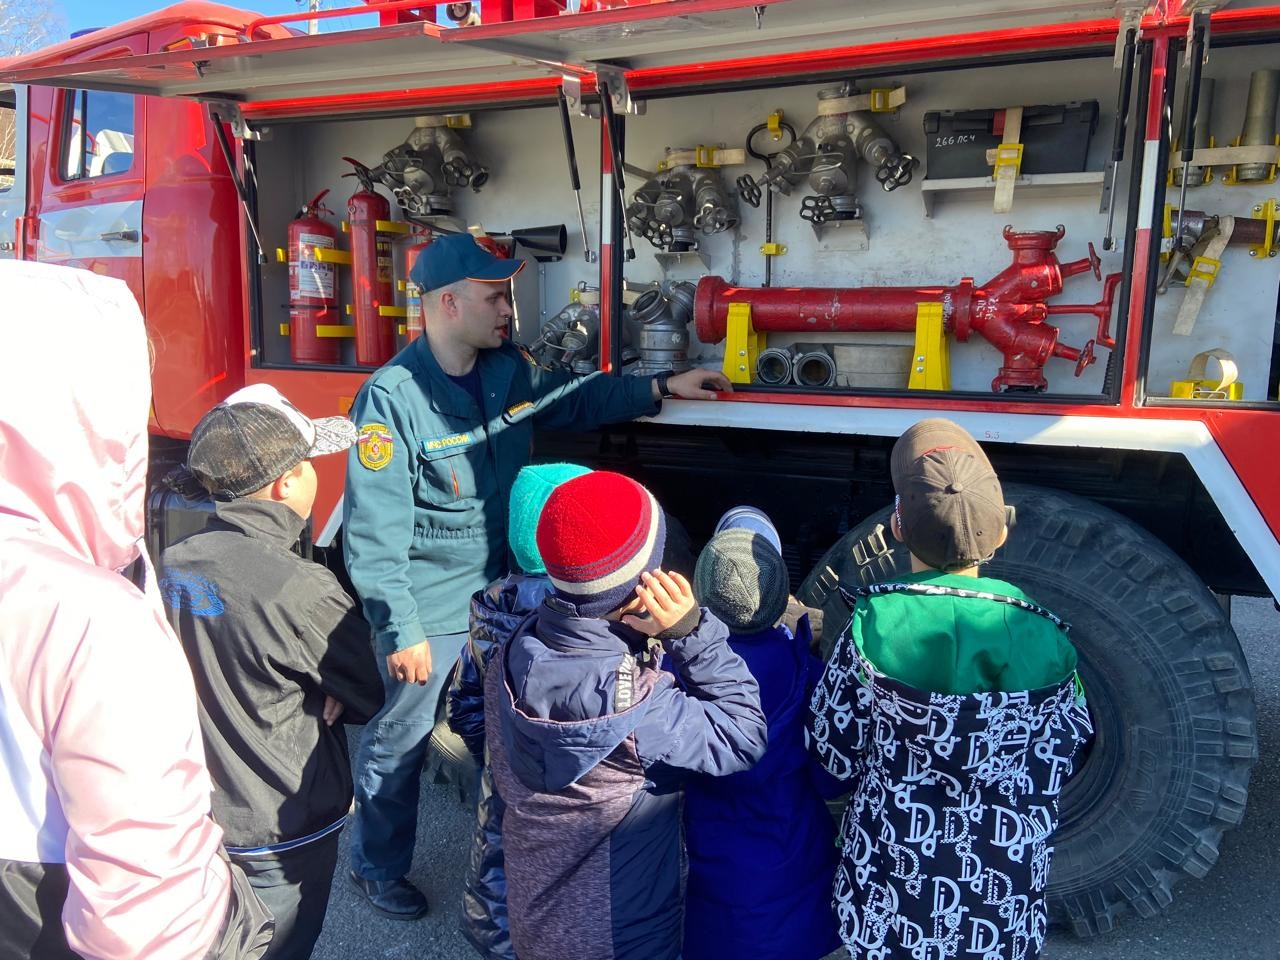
[232,830,341,960]
[350,631,468,881]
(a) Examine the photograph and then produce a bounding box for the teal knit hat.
[509,462,591,574]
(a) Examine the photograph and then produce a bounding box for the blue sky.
[55,1,372,35]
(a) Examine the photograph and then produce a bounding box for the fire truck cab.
[3,0,1279,938]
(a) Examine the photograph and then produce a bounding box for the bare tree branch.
[0,0,68,60]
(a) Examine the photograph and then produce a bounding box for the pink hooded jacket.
[0,262,267,960]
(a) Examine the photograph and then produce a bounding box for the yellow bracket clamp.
[1224,134,1280,185]
[312,247,351,265]
[345,305,408,318]
[992,143,1024,178]
[907,303,951,391]
[767,110,783,141]
[1166,136,1216,187]
[722,302,764,385]
[316,324,355,338]
[375,220,412,235]
[759,242,787,256]
[868,88,896,112]
[1160,203,1174,263]
[1249,197,1278,259]
[1169,348,1243,400]
[696,145,718,168]
[1185,255,1221,287]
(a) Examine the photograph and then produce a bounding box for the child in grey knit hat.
[683,507,842,960]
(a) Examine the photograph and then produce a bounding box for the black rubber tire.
[797,483,1257,937]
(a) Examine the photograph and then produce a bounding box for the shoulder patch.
[160,571,225,618]
[505,400,534,418]
[358,422,394,470]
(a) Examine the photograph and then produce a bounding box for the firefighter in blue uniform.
[342,234,731,919]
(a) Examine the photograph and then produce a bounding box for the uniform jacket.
[446,573,553,960]
[808,578,1093,960]
[160,498,384,850]
[682,618,842,960]
[0,261,271,960]
[486,601,767,960]
[343,338,658,654]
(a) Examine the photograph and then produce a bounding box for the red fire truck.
[2,0,1277,938]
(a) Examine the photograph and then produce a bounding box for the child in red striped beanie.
[484,470,767,960]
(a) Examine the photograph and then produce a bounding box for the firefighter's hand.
[623,570,697,637]
[322,696,345,726]
[659,368,734,400]
[387,641,432,686]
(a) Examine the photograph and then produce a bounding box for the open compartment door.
[0,0,1131,113]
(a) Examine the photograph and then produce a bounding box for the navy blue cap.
[409,234,524,293]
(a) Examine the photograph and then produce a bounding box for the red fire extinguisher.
[287,189,341,365]
[403,232,433,343]
[343,158,396,367]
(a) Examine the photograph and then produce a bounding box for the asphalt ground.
[311,597,1280,960]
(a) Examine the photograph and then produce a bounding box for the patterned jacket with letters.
[808,582,1093,960]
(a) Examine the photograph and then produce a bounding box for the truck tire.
[796,483,1257,937]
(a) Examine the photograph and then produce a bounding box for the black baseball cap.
[187,384,356,499]
[409,234,524,293]
[890,418,1008,571]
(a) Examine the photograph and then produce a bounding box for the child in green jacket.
[808,418,1092,960]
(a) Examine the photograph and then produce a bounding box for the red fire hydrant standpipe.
[694,226,1122,392]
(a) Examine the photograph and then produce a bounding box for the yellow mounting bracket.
[1185,255,1221,288]
[1224,134,1280,186]
[376,220,412,235]
[759,242,787,256]
[1249,197,1278,259]
[313,247,351,265]
[275,246,350,265]
[344,305,408,318]
[1166,135,1216,187]
[907,303,951,391]
[722,302,763,385]
[767,110,784,140]
[992,142,1024,178]
[1160,202,1174,263]
[868,87,899,112]
[316,324,355,338]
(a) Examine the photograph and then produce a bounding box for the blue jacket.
[486,600,767,960]
[343,338,657,654]
[446,574,552,960]
[682,618,841,960]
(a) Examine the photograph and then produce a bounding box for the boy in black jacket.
[160,384,384,960]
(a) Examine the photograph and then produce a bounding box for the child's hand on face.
[622,570,697,637]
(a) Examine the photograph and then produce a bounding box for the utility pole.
[308,0,320,34]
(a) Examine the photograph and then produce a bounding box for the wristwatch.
[655,371,676,399]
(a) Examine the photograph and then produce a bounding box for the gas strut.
[597,78,636,261]
[1103,27,1137,251]
[208,106,267,264]
[1175,12,1211,244]
[556,88,596,263]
